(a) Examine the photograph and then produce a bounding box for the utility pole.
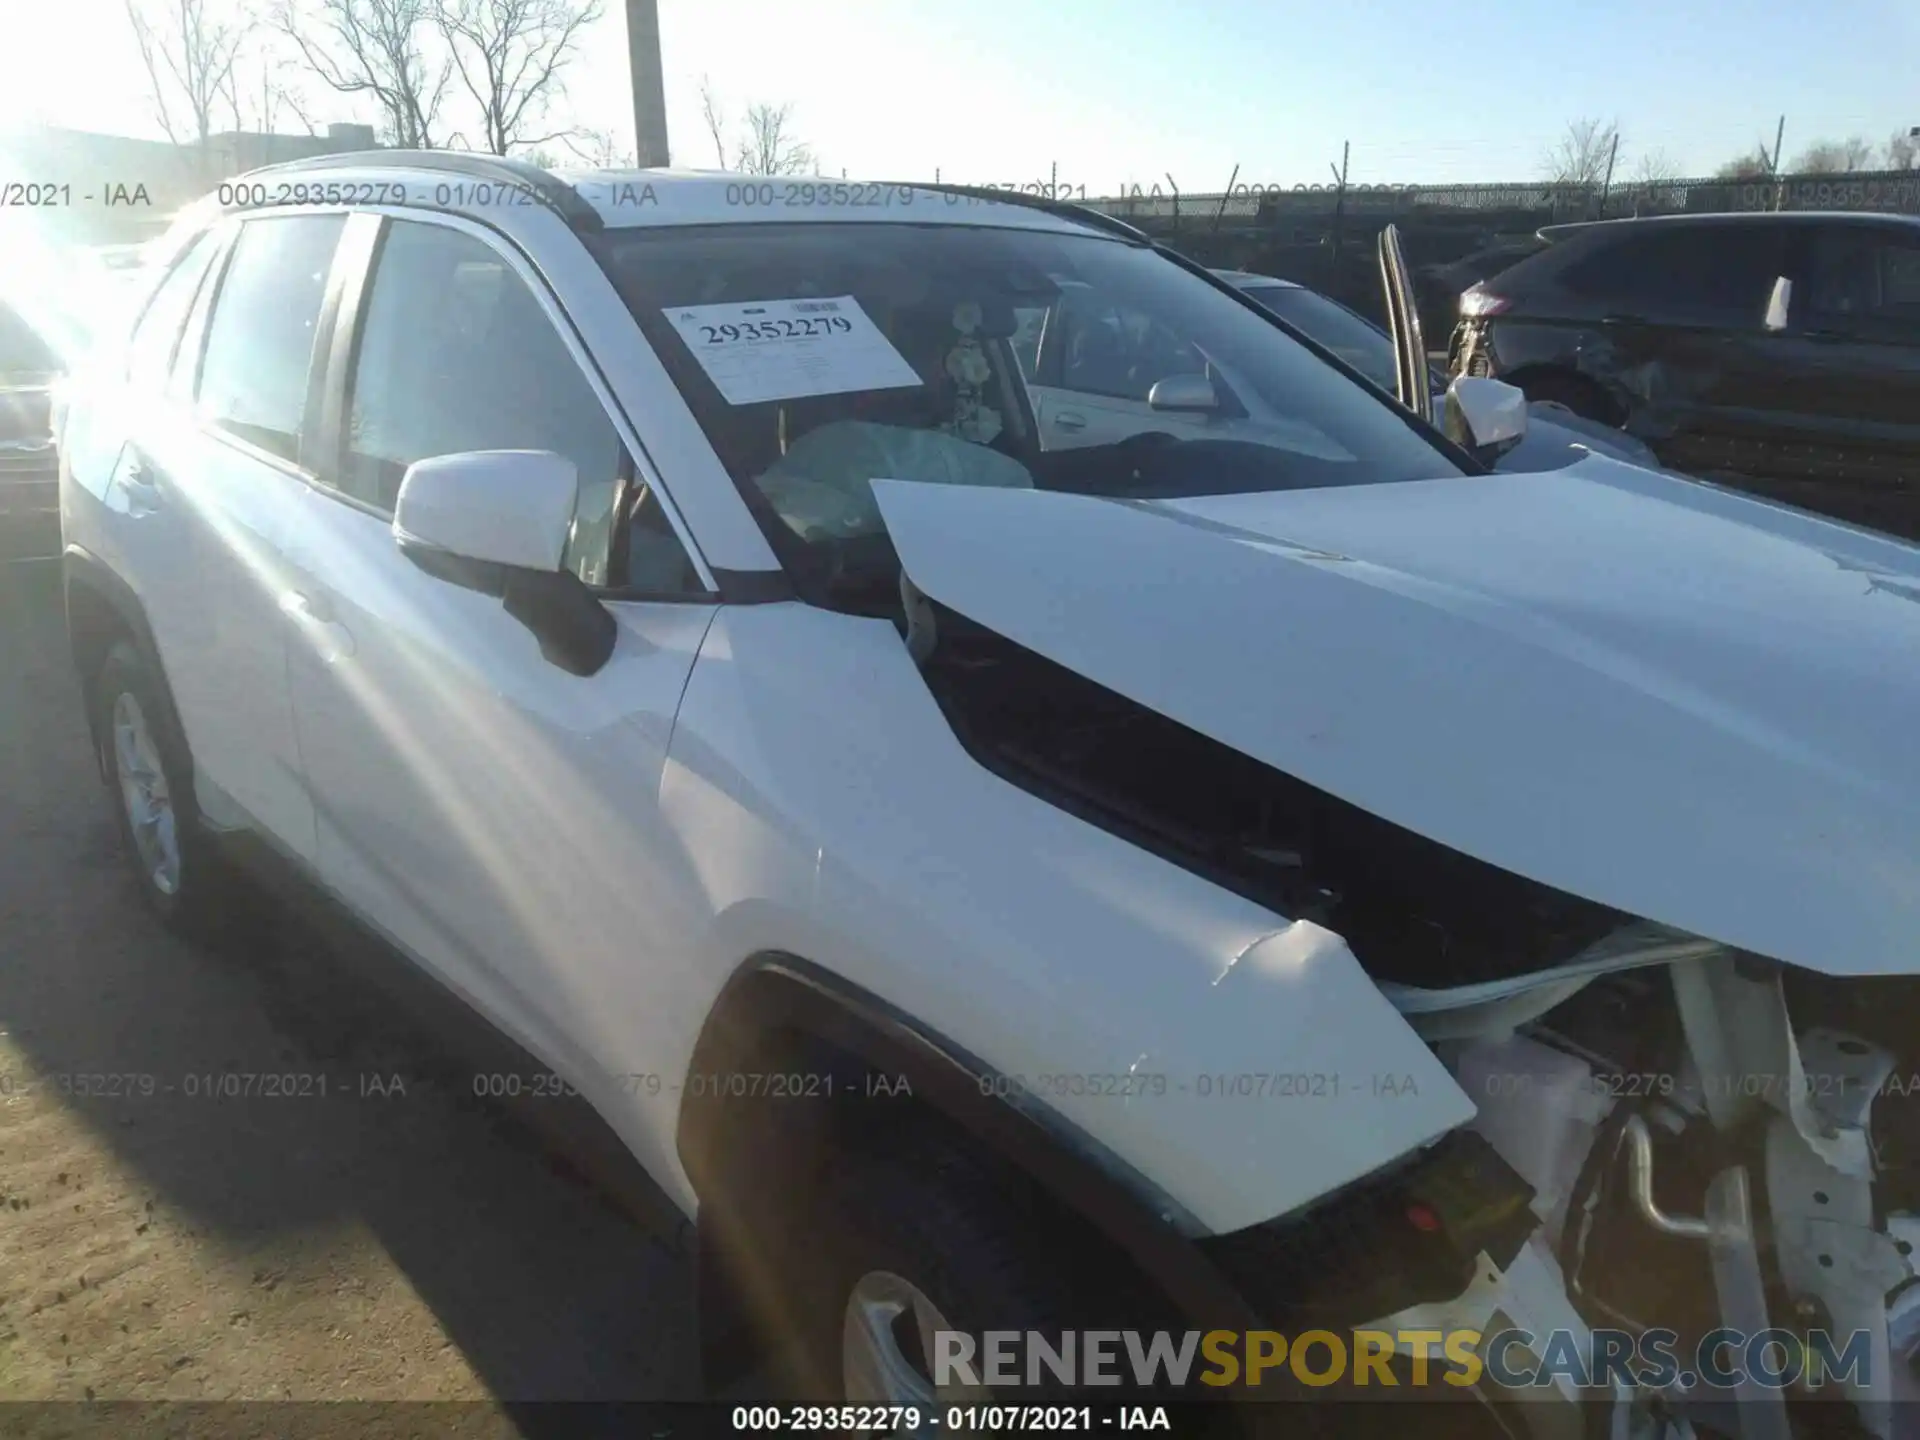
[1328,140,1349,285]
[1598,131,1619,215]
[1769,114,1787,210]
[625,0,670,168]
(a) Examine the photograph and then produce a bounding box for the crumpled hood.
[872,456,1920,978]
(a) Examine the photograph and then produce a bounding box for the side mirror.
[1764,275,1792,333]
[393,449,578,570]
[1442,375,1529,461]
[1146,373,1219,413]
[392,449,616,677]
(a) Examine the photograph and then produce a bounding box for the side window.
[343,219,699,591]
[1564,226,1786,326]
[195,215,345,464]
[125,231,219,391]
[1807,230,1920,340]
[1009,304,1049,382]
[1057,289,1204,401]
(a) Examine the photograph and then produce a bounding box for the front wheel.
[772,1131,1135,1411]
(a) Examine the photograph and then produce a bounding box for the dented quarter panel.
[873,459,1920,979]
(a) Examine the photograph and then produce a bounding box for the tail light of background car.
[1459,286,1511,319]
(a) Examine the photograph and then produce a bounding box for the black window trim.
[185,211,348,475]
[124,223,226,394]
[314,206,719,603]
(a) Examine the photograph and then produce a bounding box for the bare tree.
[698,74,727,169]
[558,124,635,168]
[1715,145,1776,180]
[1791,136,1876,174]
[274,0,450,148]
[1631,148,1681,185]
[734,101,813,175]
[219,32,317,135]
[1542,117,1619,187]
[1884,129,1919,171]
[125,0,249,148]
[435,0,601,156]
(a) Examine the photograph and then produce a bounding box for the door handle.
[1054,411,1087,432]
[280,591,356,661]
[121,453,165,515]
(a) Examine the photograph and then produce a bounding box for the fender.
[1489,324,1638,428]
[62,544,187,787]
[679,953,1266,1337]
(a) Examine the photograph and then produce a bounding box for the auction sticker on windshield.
[662,296,923,405]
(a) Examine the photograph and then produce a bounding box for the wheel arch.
[62,545,185,786]
[679,953,1264,1385]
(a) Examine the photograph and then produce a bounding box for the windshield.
[595,221,1461,599]
[1236,283,1400,395]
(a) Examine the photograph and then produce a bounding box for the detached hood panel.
[872,458,1920,978]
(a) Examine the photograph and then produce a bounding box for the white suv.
[59,153,1920,1433]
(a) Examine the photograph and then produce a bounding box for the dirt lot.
[0,558,702,1424]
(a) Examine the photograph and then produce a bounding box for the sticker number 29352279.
[661,295,923,406]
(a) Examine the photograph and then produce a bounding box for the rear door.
[162,213,346,857]
[1765,222,1920,533]
[1552,223,1793,471]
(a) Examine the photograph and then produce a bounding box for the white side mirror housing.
[1765,275,1792,332]
[1147,373,1220,413]
[392,450,578,572]
[1442,375,1529,458]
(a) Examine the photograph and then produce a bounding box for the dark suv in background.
[1449,211,1920,539]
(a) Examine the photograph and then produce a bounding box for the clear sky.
[6,0,1917,189]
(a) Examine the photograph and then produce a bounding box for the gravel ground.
[0,557,703,1428]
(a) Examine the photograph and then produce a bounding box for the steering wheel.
[1117,427,1179,469]
[1117,429,1180,456]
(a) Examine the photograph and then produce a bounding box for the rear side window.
[1561,225,1787,326]
[125,232,219,392]
[195,215,346,464]
[1806,228,1920,341]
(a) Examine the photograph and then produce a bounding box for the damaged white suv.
[59,154,1920,1436]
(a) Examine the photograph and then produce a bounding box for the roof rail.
[876,181,1153,245]
[236,149,604,233]
[1536,220,1604,242]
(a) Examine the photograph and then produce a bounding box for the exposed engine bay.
[911,596,1920,1438]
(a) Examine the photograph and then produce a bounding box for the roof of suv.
[220,149,1141,243]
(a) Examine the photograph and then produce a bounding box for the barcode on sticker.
[791,301,841,314]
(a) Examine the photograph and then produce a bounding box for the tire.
[93,639,234,937]
[766,1126,1158,1410]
